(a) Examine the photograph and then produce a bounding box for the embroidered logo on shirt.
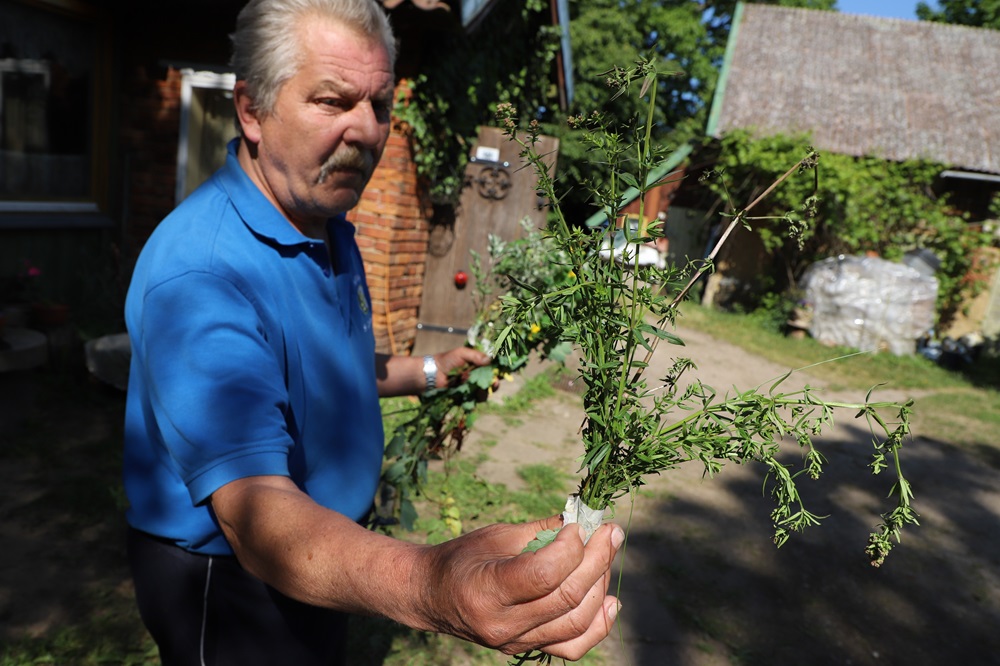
[357,284,369,316]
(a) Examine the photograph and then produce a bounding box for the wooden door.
[412,126,558,356]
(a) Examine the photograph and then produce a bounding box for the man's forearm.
[211,475,434,629]
[374,348,494,398]
[212,474,623,658]
[374,352,427,397]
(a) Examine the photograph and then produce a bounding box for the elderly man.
[122,0,622,664]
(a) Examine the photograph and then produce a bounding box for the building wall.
[119,66,185,263]
[346,126,431,355]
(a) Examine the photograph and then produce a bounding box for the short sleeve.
[137,270,293,505]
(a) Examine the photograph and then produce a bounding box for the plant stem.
[630,153,819,385]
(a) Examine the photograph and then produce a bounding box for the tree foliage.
[916,0,1000,29]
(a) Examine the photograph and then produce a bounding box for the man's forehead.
[296,15,393,63]
[295,20,394,91]
[312,69,395,97]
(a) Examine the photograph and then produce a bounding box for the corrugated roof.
[707,3,1000,175]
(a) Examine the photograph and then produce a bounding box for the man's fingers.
[492,524,587,607]
[492,521,623,623]
[537,595,622,661]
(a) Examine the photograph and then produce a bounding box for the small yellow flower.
[567,270,576,280]
[529,323,541,335]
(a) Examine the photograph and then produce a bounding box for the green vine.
[697,129,997,324]
[390,0,561,205]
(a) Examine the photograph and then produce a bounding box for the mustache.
[317,147,375,183]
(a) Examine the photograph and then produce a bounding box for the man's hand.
[417,515,625,659]
[433,346,499,391]
[375,347,498,397]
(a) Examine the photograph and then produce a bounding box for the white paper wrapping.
[562,494,606,543]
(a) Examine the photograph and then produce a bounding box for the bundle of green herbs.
[382,54,917,665]
[484,54,917,665]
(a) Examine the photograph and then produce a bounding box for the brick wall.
[120,66,184,261]
[122,69,430,355]
[347,120,431,355]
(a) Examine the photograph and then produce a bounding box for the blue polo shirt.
[123,140,383,555]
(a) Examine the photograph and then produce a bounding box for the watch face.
[423,356,437,389]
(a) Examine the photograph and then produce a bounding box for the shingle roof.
[707,3,1000,175]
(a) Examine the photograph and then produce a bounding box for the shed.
[701,3,1000,334]
[708,3,1000,181]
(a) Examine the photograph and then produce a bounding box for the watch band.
[422,355,438,391]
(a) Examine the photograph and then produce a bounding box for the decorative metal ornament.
[468,156,512,200]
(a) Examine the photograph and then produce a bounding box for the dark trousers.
[127,526,348,666]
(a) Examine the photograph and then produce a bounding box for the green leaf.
[546,341,573,363]
[493,324,515,353]
[383,460,407,484]
[385,432,406,458]
[659,329,685,346]
[639,72,655,98]
[467,364,497,389]
[400,499,418,531]
[521,528,560,553]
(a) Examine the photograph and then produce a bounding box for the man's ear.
[233,81,262,144]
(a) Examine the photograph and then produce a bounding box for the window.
[176,69,237,205]
[0,0,109,214]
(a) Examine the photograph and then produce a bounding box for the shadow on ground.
[0,363,152,662]
[602,418,1000,666]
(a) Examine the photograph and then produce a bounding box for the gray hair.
[230,0,397,117]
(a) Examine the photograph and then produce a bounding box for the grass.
[675,303,974,391]
[676,302,1000,460]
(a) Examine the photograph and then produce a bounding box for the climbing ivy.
[392,0,561,205]
[698,129,996,325]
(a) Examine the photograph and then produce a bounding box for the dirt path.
[462,324,1000,666]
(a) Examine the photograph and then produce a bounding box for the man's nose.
[345,102,387,148]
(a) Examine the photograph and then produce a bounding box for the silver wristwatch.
[422,355,438,391]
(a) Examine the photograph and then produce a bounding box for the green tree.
[552,0,836,217]
[916,0,1000,29]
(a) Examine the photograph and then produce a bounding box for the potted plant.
[10,260,71,328]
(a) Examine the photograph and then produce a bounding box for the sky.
[835,0,940,20]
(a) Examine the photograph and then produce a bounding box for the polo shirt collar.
[216,138,347,246]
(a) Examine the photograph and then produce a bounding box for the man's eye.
[373,100,392,121]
